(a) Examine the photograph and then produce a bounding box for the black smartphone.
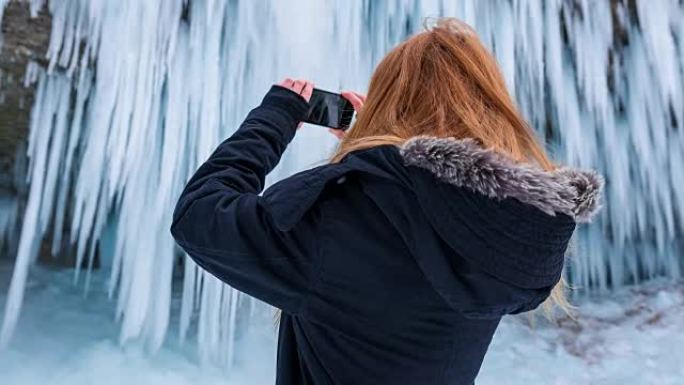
[303,88,355,130]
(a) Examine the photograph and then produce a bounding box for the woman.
[170,19,603,385]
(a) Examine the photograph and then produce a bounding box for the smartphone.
[303,88,355,130]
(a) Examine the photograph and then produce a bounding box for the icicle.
[0,0,9,49]
[179,257,197,344]
[1,72,72,347]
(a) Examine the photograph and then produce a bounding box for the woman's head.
[332,18,571,317]
[333,18,552,170]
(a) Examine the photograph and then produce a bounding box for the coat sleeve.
[170,85,315,314]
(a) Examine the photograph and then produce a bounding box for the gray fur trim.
[400,136,604,223]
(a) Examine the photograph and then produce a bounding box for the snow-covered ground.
[479,282,684,385]
[1,262,683,385]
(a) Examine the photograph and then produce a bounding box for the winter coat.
[170,85,603,385]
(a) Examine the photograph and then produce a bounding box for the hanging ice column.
[1,0,683,368]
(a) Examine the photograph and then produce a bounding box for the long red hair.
[331,18,572,316]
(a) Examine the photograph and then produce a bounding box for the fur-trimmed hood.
[388,135,605,291]
[400,136,604,223]
[266,134,604,294]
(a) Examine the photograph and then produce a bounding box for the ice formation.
[1,0,683,369]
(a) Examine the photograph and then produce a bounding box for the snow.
[479,281,684,385]
[0,262,277,385]
[1,0,684,371]
[2,262,683,385]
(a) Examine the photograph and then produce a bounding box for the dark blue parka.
[170,86,603,385]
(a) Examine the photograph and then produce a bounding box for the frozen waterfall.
[1,0,683,370]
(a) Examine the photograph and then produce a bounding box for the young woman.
[171,19,603,385]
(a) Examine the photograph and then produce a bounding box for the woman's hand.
[278,78,314,102]
[278,78,314,129]
[329,91,366,140]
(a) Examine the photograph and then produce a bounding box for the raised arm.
[170,81,317,313]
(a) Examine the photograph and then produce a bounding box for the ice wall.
[1,0,683,369]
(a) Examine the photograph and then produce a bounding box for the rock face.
[0,1,51,259]
[0,1,50,194]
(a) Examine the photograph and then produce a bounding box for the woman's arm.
[170,80,317,314]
